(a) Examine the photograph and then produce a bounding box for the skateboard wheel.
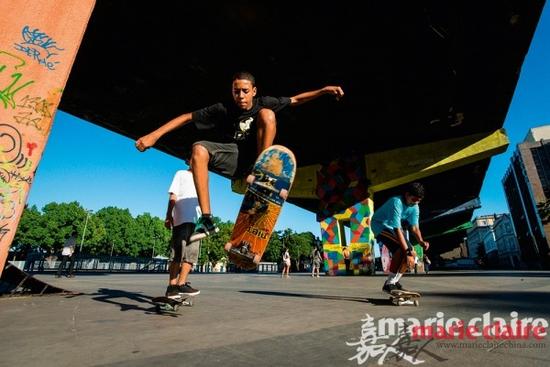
[188,299,194,307]
[414,300,419,307]
[224,242,233,252]
[279,189,288,199]
[173,304,179,312]
[246,174,255,184]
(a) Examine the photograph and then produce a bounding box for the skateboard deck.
[389,289,421,306]
[224,145,296,270]
[152,295,194,313]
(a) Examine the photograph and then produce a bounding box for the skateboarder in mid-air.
[370,182,430,293]
[136,71,343,242]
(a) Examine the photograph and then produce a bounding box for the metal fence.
[11,256,281,274]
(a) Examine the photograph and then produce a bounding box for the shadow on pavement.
[89,288,176,316]
[240,290,369,303]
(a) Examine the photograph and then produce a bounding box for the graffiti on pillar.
[316,154,370,222]
[14,93,55,135]
[14,26,64,70]
[0,51,35,109]
[0,123,35,238]
[320,198,374,276]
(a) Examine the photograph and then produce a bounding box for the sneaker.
[177,282,200,296]
[382,282,399,293]
[395,282,405,291]
[190,215,219,242]
[165,285,181,299]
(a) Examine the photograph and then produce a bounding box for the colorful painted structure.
[0,0,95,277]
[320,198,375,275]
[315,155,375,275]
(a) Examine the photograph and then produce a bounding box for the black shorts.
[193,141,255,179]
[376,229,413,254]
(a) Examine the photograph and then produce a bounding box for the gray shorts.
[170,223,200,264]
[193,140,254,178]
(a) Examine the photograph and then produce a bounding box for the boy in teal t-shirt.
[371,182,430,292]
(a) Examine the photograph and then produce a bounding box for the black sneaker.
[165,285,181,299]
[178,282,200,296]
[382,283,399,293]
[190,215,219,242]
[395,282,405,291]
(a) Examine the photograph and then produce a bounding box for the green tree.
[134,213,171,257]
[12,205,46,252]
[40,201,93,254]
[199,217,232,266]
[79,213,107,255]
[264,230,284,263]
[96,207,137,256]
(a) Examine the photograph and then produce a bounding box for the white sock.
[394,273,403,282]
[385,273,399,285]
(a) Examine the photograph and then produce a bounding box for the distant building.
[502,126,550,269]
[492,214,521,268]
[467,215,499,267]
[466,213,520,268]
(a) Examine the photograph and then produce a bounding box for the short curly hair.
[404,182,425,199]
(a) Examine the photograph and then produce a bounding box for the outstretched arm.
[135,112,193,152]
[289,86,344,106]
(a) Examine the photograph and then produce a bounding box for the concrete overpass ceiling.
[58,1,544,249]
[60,1,543,162]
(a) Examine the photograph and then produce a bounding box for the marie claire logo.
[346,312,548,365]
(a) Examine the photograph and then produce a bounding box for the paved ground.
[1,271,549,367]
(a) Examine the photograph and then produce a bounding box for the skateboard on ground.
[224,145,296,270]
[389,289,421,306]
[152,295,194,313]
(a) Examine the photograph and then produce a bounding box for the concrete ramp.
[0,263,74,296]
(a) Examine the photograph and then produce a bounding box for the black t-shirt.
[191,96,291,148]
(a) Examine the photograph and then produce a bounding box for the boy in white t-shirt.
[165,165,202,298]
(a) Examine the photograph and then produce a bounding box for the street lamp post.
[79,210,92,253]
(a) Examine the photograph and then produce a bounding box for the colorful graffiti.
[316,154,370,222]
[14,25,65,70]
[0,0,96,276]
[0,51,35,109]
[319,198,375,276]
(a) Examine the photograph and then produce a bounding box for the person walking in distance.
[311,247,322,277]
[56,230,77,278]
[282,247,291,278]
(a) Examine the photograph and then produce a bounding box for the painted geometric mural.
[319,198,374,275]
[316,154,369,222]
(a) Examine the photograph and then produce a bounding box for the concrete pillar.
[319,198,374,275]
[0,0,96,276]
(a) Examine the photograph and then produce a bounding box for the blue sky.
[473,2,550,217]
[27,3,550,235]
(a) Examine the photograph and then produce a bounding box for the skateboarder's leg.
[190,142,238,240]
[256,108,276,155]
[166,227,185,297]
[377,230,408,292]
[191,143,212,215]
[56,255,68,277]
[176,224,200,296]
